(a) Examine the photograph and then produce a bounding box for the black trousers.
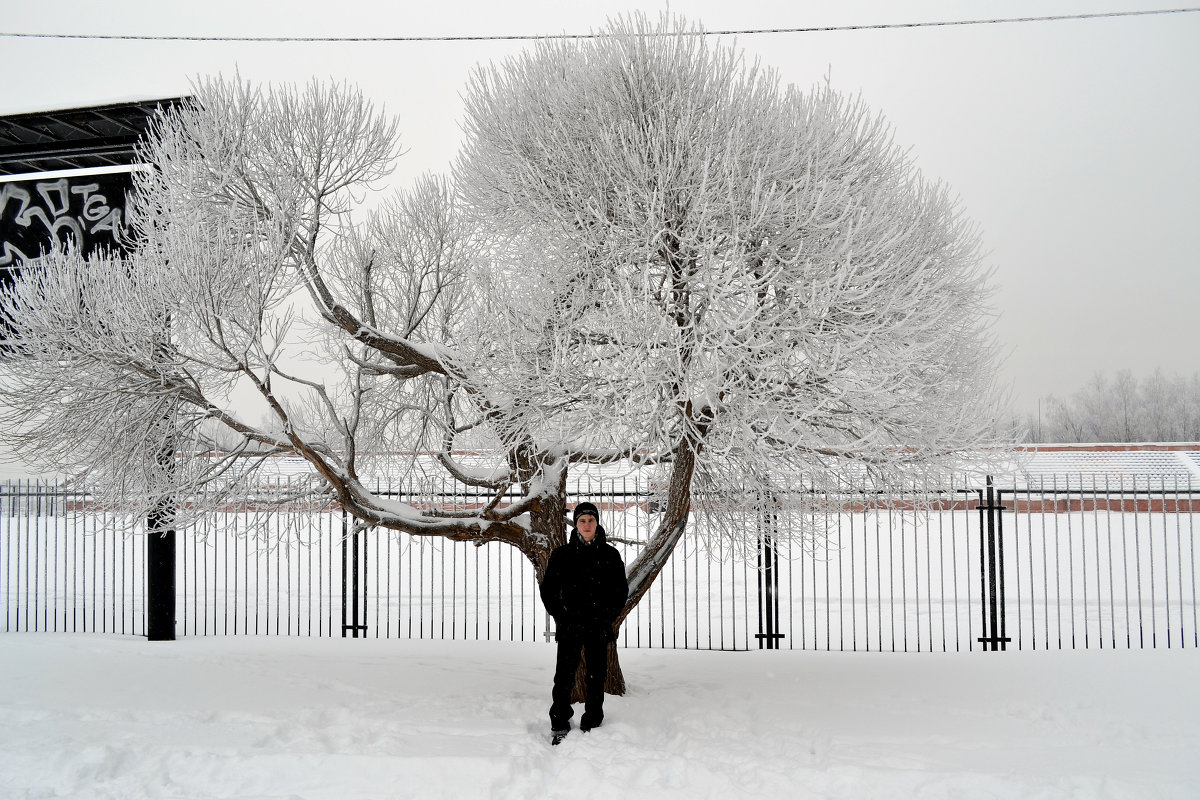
[549,632,609,731]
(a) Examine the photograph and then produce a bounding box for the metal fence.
[2,474,1197,651]
[1,480,145,635]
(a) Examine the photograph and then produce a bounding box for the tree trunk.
[574,429,707,699]
[570,639,626,702]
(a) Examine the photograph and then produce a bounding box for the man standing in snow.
[540,501,628,744]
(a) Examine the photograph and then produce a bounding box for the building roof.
[1014,446,1200,489]
[0,97,188,175]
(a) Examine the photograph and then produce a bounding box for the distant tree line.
[1023,369,1200,443]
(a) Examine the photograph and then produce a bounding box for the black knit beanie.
[572,502,599,525]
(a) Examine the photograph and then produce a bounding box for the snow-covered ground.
[2,636,1197,799]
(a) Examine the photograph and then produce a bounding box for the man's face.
[577,514,598,542]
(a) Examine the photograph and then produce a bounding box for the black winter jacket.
[540,525,628,642]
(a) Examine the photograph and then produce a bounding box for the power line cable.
[1,7,1197,43]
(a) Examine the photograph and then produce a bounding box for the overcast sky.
[3,0,1198,417]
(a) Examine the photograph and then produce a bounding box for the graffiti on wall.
[0,171,133,268]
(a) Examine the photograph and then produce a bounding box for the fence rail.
[2,475,1197,651]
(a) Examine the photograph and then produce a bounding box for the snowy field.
[2,635,1197,799]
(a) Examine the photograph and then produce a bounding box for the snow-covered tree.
[0,15,1004,690]
[1028,368,1200,443]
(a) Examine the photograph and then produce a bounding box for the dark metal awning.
[0,97,189,175]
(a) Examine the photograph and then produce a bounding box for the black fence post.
[342,510,368,638]
[146,415,177,642]
[756,491,785,650]
[146,500,176,641]
[976,475,1010,651]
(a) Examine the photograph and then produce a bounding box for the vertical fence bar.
[1173,475,1183,648]
[3,484,8,631]
[1091,474,1104,648]
[39,481,47,632]
[5,485,12,631]
[86,482,93,633]
[706,513,714,650]
[384,483,391,640]
[32,480,41,633]
[1068,475,1078,648]
[1189,475,1198,648]
[1104,475,1115,649]
[340,511,347,638]
[977,484,987,650]
[24,479,31,631]
[223,510,233,636]
[1090,476,1102,649]
[1134,486,1145,648]
[997,481,1009,651]
[1119,479,1131,648]
[878,496,888,652]
[1028,479,1040,651]
[1054,476,1065,648]
[1012,482,1022,652]
[1158,476,1169,648]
